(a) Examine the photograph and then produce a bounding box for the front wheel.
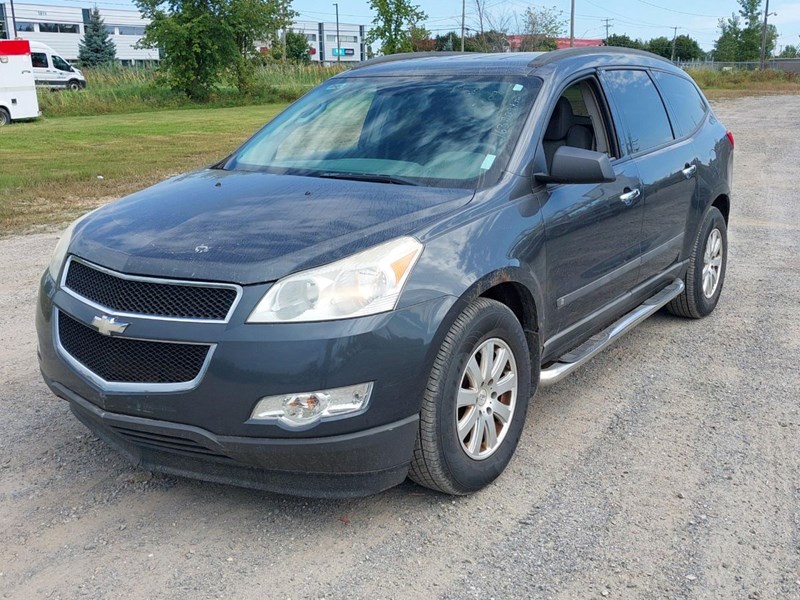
[409,298,533,495]
[667,206,728,318]
[67,80,81,91]
[0,108,10,126]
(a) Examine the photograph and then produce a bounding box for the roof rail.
[528,46,671,67]
[350,51,468,70]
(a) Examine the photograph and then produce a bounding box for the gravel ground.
[1,95,799,600]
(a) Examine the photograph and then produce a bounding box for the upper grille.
[64,259,238,321]
[58,311,211,384]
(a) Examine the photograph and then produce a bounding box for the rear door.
[601,69,697,281]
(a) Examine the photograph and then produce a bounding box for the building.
[507,36,604,51]
[0,2,157,64]
[284,20,367,64]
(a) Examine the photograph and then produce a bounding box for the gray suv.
[37,48,733,497]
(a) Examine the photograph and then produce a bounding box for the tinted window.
[16,22,35,32]
[604,70,673,155]
[652,71,707,137]
[31,52,48,68]
[38,23,58,33]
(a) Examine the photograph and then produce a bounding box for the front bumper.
[37,269,457,496]
[48,378,417,497]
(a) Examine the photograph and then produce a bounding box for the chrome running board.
[539,278,685,386]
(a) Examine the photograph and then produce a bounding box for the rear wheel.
[67,80,81,91]
[409,298,533,495]
[0,108,10,126]
[667,206,728,318]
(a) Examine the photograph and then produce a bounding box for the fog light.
[250,382,373,429]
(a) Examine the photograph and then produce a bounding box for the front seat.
[543,97,596,168]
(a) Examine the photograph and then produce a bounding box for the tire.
[667,206,728,319]
[67,80,81,91]
[409,298,534,495]
[0,108,10,126]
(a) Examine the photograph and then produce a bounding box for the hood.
[70,169,472,285]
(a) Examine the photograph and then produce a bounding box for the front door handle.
[619,188,641,205]
[682,164,697,178]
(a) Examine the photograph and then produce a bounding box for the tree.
[646,36,672,58]
[518,6,564,51]
[135,0,294,99]
[78,7,116,66]
[713,0,778,62]
[366,0,427,55]
[467,30,509,53]
[779,45,798,58]
[673,34,704,61]
[285,30,311,63]
[605,34,644,50]
[409,24,434,52]
[226,0,295,92]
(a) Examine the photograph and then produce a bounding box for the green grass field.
[0,104,286,235]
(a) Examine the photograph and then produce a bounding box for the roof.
[347,48,676,78]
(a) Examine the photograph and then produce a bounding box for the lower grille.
[58,311,210,384]
[109,424,231,461]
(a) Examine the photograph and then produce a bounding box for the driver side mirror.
[535,146,616,185]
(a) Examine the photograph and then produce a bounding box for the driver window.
[542,79,615,171]
[52,55,72,72]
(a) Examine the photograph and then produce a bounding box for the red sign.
[0,39,31,56]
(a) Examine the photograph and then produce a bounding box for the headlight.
[248,236,423,323]
[47,209,97,281]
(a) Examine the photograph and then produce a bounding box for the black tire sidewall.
[68,81,80,91]
[691,208,728,316]
[0,109,9,126]
[435,305,531,493]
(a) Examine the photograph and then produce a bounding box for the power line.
[632,0,724,19]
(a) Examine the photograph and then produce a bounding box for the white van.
[0,39,40,126]
[29,41,87,91]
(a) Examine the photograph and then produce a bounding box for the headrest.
[544,97,574,141]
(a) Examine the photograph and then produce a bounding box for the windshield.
[225,75,541,189]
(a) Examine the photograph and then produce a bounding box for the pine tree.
[78,7,116,67]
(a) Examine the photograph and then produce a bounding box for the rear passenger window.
[603,70,673,155]
[652,71,707,137]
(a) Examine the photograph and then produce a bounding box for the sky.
[30,0,800,52]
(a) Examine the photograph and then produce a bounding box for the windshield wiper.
[315,172,421,186]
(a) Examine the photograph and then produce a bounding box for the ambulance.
[0,39,40,126]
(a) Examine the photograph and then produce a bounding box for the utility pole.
[461,0,465,52]
[670,26,678,62]
[333,2,340,63]
[760,0,772,69]
[570,0,575,48]
[602,18,613,43]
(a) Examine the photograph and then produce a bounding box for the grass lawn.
[0,104,286,236]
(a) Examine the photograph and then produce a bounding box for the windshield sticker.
[512,84,524,92]
[480,154,497,170]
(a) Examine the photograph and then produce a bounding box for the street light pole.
[9,0,18,37]
[333,2,340,63]
[570,0,575,48]
[460,0,465,52]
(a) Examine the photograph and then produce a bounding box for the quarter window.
[604,70,673,155]
[652,71,708,137]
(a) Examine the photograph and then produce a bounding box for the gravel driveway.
[1,95,799,600]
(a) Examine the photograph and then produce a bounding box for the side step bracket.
[539,278,685,386]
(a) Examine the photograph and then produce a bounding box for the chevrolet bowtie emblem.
[91,315,129,336]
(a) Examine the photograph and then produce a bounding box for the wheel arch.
[712,194,730,224]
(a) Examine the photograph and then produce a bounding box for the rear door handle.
[682,164,697,178]
[619,188,641,205]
